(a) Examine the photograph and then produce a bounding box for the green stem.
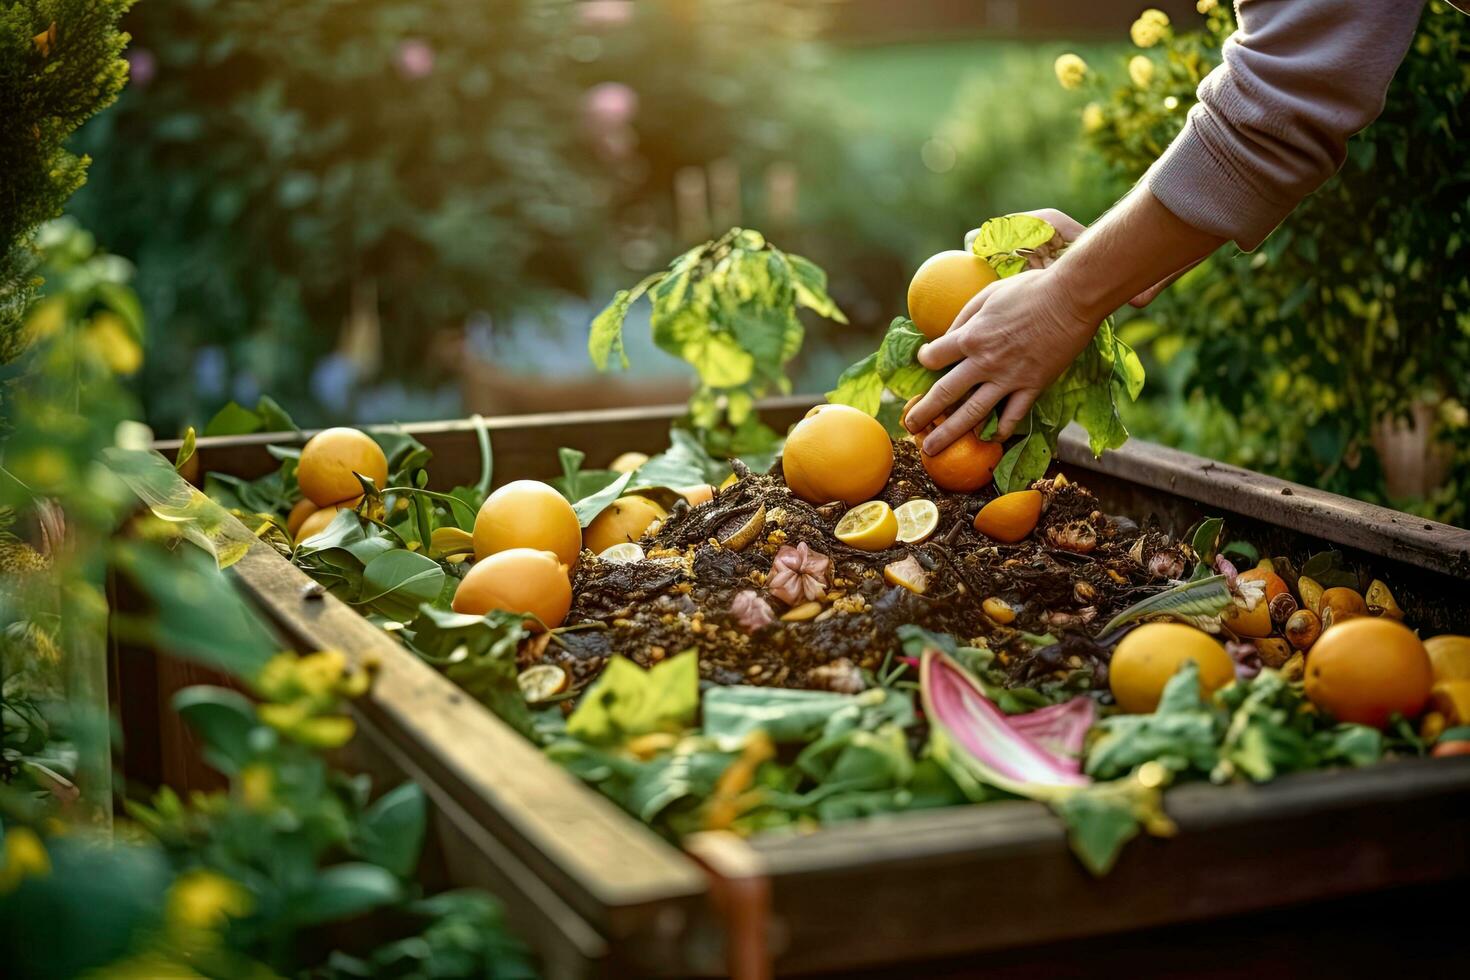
[472,414,493,499]
[380,486,479,523]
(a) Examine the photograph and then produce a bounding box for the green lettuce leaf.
[566,650,700,743]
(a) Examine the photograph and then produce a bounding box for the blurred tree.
[71,0,605,429]
[0,0,132,366]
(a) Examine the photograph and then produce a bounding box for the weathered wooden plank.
[732,758,1470,975]
[339,706,612,979]
[1058,426,1470,579]
[226,538,706,968]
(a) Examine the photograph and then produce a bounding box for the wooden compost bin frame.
[143,396,1470,978]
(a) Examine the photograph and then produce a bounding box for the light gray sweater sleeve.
[1146,0,1425,250]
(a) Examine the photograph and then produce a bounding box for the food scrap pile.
[557,440,1148,696]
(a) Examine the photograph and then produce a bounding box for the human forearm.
[1050,187,1225,322]
[1149,0,1424,250]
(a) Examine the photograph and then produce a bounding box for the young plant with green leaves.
[830,213,1145,492]
[589,228,846,458]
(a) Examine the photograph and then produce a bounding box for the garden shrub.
[0,0,132,364]
[71,0,604,429]
[1062,3,1470,523]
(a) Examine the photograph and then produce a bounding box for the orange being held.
[907,250,999,342]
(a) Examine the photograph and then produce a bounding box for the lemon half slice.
[598,542,646,564]
[894,499,940,544]
[834,500,898,551]
[518,664,569,703]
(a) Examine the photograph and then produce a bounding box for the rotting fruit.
[1304,617,1432,728]
[1109,622,1235,714]
[1426,635,1470,683]
[907,250,999,342]
[1224,592,1273,638]
[781,404,894,506]
[1319,587,1368,628]
[473,479,582,567]
[451,547,572,631]
[297,427,388,507]
[585,495,667,555]
[973,490,1043,543]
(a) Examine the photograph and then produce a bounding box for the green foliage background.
[1070,2,1470,523]
[0,0,132,363]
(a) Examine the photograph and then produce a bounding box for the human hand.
[903,264,1098,452]
[966,207,1189,304]
[907,207,1195,454]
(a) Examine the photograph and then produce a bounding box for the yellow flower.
[1053,53,1088,90]
[1129,55,1156,87]
[85,311,143,375]
[1196,0,1218,13]
[167,868,252,932]
[0,827,51,893]
[238,763,274,810]
[1081,102,1106,133]
[1130,9,1170,48]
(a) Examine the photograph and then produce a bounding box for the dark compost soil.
[542,442,1170,695]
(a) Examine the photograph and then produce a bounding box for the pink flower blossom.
[730,590,774,633]
[395,39,435,80]
[768,542,831,606]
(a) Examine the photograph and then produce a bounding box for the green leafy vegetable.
[355,550,446,622]
[1086,663,1223,780]
[405,607,532,737]
[1086,663,1387,785]
[1098,575,1236,635]
[565,651,700,743]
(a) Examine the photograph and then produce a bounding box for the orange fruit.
[1225,566,1283,639]
[473,480,582,568]
[782,404,894,506]
[1304,617,1432,728]
[298,427,388,506]
[451,548,572,631]
[296,503,350,543]
[1109,622,1235,713]
[972,490,1042,543]
[1225,599,1273,638]
[1238,567,1288,600]
[585,495,667,555]
[1319,587,1368,628]
[916,425,1004,493]
[679,484,716,507]
[907,250,999,342]
[287,498,318,538]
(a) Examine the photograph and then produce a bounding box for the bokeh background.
[58,0,1470,524]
